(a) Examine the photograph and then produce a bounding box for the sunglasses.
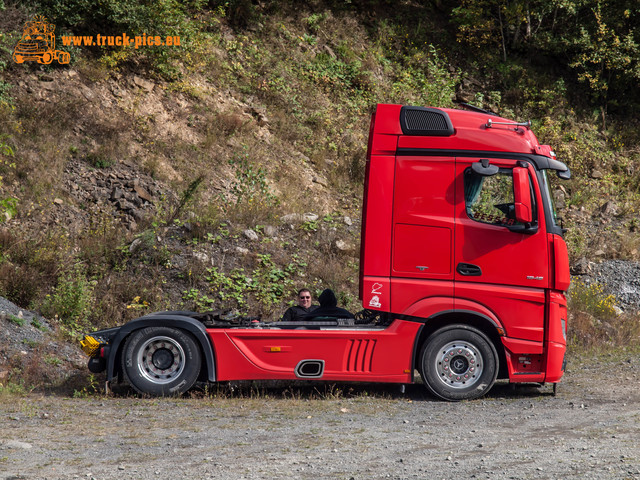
[299,296,311,299]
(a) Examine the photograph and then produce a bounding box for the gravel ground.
[576,260,640,312]
[1,260,639,480]
[1,354,639,480]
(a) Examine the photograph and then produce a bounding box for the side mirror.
[471,159,499,176]
[513,167,532,223]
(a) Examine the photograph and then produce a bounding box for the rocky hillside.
[0,1,639,390]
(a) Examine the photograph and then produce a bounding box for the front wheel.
[122,326,201,396]
[420,325,498,401]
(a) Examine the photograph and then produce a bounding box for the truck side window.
[464,168,533,227]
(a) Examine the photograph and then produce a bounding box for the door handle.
[457,263,482,276]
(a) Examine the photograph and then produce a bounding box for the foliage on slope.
[0,0,638,348]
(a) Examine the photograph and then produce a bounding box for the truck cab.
[13,16,70,65]
[360,104,570,399]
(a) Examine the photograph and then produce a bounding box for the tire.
[56,51,70,64]
[121,326,201,396]
[39,52,53,65]
[420,325,498,401]
[13,53,24,64]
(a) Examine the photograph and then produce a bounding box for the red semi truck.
[81,104,571,401]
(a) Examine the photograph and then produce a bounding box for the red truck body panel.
[207,319,422,383]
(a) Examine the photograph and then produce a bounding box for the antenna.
[485,118,531,130]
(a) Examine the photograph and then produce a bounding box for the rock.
[302,213,318,222]
[133,75,154,92]
[134,185,153,202]
[244,229,259,241]
[4,440,33,449]
[235,247,249,255]
[281,213,302,223]
[243,106,269,126]
[595,249,606,257]
[343,216,353,226]
[571,257,591,275]
[312,176,328,188]
[323,44,336,58]
[591,169,604,179]
[334,239,353,252]
[117,199,135,211]
[263,225,277,237]
[53,198,64,205]
[193,252,209,263]
[129,208,144,223]
[80,84,95,101]
[111,187,124,201]
[600,201,617,216]
[553,189,566,210]
[129,239,143,254]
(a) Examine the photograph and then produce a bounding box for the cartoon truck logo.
[13,15,70,65]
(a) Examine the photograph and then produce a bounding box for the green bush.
[41,264,94,335]
[31,0,200,78]
[183,253,307,315]
[569,280,618,320]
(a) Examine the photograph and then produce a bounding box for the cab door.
[453,158,548,342]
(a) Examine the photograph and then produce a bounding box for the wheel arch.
[106,314,216,384]
[411,310,508,380]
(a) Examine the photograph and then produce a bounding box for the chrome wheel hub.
[435,341,483,389]
[136,336,185,384]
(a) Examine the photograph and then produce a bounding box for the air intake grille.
[400,106,454,136]
[345,339,377,372]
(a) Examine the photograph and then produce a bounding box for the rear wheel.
[122,326,201,396]
[39,52,53,64]
[56,51,70,64]
[420,325,498,401]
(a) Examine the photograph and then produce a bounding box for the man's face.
[298,291,312,308]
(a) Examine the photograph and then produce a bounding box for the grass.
[6,313,24,326]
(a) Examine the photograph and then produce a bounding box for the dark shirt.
[281,304,318,322]
[302,289,354,320]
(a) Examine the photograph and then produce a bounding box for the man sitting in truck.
[280,288,318,321]
[302,288,354,320]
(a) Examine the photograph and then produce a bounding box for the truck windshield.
[540,170,559,228]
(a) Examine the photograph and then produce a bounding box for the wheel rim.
[434,341,484,389]
[136,336,186,384]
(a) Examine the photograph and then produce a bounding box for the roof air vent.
[400,106,454,136]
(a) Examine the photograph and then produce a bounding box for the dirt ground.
[1,352,639,480]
